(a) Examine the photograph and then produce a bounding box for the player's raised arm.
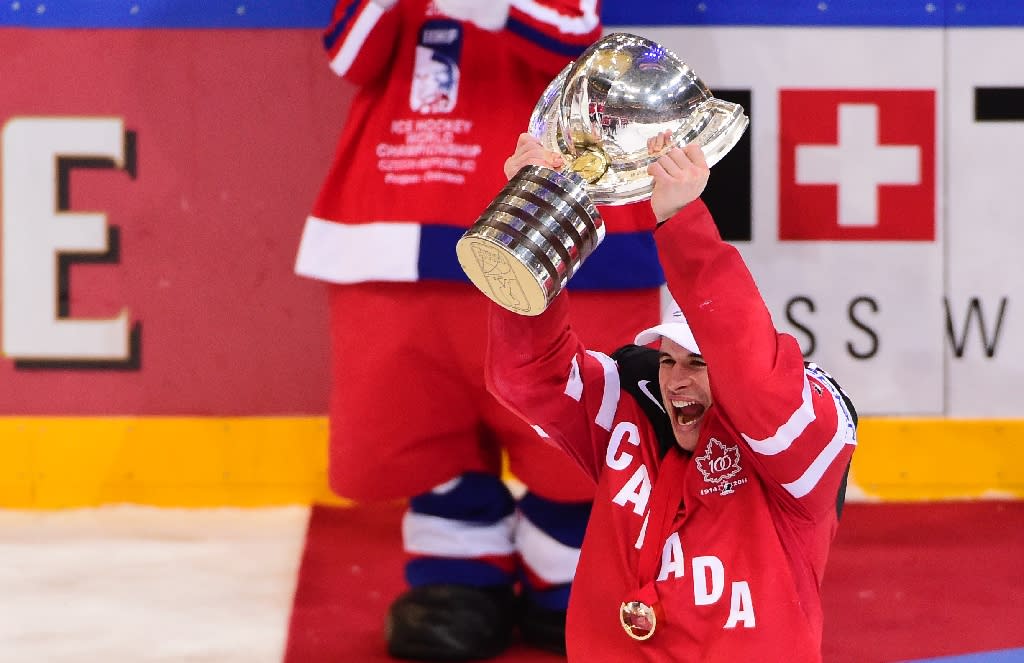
[650,135,855,514]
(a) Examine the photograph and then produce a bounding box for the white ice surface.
[0,506,310,663]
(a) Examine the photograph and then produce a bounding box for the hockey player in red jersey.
[485,132,858,661]
[294,0,662,658]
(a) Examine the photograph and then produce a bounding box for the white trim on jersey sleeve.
[781,424,849,498]
[294,217,420,283]
[510,0,599,34]
[329,1,387,77]
[564,355,583,401]
[741,374,815,456]
[780,369,857,498]
[586,350,620,432]
[402,511,516,557]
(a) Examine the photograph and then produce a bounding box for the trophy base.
[455,234,553,316]
[457,164,604,317]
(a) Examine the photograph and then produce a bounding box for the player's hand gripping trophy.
[455,32,748,315]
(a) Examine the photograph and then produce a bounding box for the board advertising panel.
[945,29,1022,417]
[626,26,946,414]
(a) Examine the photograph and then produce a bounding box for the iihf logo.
[410,20,463,114]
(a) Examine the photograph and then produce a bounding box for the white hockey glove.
[371,0,398,10]
[433,0,511,31]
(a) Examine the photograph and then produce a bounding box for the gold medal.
[619,600,657,641]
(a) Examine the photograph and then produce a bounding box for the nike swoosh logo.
[638,380,665,413]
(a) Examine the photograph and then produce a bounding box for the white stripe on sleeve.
[586,350,619,432]
[742,374,815,456]
[781,371,858,498]
[782,425,848,499]
[294,217,420,283]
[509,0,599,35]
[564,355,583,401]
[329,1,387,76]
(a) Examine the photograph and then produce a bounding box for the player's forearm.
[485,294,606,478]
[656,200,802,399]
[486,293,575,417]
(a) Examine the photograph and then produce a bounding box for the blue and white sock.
[514,491,591,611]
[402,472,518,588]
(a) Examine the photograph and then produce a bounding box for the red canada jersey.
[486,200,858,661]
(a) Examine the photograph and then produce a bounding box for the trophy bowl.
[529,32,749,205]
[456,32,748,315]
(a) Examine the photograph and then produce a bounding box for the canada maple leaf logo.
[695,438,741,484]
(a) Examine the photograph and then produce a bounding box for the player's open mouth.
[671,400,706,426]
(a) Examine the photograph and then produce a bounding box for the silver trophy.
[455,32,748,315]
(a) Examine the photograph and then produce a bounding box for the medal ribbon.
[621,446,689,639]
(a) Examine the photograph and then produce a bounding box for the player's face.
[657,338,712,452]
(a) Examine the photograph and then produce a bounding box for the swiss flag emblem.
[779,89,935,241]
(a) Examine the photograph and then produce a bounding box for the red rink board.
[0,28,350,415]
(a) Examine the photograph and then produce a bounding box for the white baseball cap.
[633,300,701,354]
